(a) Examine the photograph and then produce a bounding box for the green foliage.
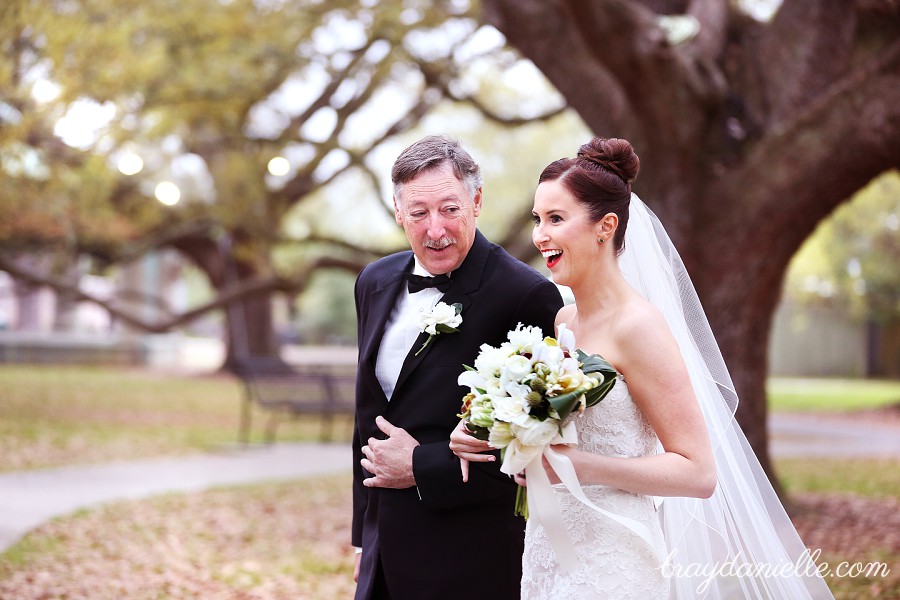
[293,270,358,344]
[10,0,364,257]
[784,171,900,324]
[2,0,583,340]
[0,365,352,471]
[775,457,900,498]
[768,377,900,412]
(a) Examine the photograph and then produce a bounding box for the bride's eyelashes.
[531,213,564,225]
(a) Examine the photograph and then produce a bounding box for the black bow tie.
[404,272,452,293]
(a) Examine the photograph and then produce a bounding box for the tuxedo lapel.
[359,255,411,407]
[392,231,491,395]
[361,258,411,367]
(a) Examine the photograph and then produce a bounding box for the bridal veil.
[619,194,834,599]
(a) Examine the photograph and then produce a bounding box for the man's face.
[393,163,482,275]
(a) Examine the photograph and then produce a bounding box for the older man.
[352,135,563,599]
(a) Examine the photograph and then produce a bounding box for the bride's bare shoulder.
[555,303,577,327]
[614,295,669,341]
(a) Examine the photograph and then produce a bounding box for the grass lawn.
[768,376,900,509]
[775,457,900,499]
[3,367,897,472]
[768,377,900,412]
[0,365,352,472]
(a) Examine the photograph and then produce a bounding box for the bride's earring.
[598,237,605,244]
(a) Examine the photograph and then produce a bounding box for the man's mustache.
[423,237,456,250]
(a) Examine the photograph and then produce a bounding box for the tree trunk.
[221,291,281,369]
[171,234,286,372]
[12,278,42,331]
[696,251,788,497]
[11,255,50,332]
[53,258,89,332]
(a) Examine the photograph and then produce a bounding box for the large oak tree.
[480,0,900,480]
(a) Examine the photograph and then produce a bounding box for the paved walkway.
[0,412,897,553]
[768,411,900,457]
[0,442,350,552]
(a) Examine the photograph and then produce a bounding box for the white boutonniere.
[415,301,463,356]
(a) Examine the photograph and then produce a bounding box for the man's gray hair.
[391,135,483,202]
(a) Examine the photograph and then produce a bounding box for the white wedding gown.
[521,375,670,599]
[517,194,834,599]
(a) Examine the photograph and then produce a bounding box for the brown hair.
[538,137,639,254]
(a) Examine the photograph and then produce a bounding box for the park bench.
[233,357,357,443]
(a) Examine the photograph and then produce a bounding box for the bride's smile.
[540,248,563,269]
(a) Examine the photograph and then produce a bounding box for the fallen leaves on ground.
[0,474,355,600]
[1,477,898,599]
[791,493,899,599]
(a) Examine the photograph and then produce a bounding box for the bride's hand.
[543,454,562,485]
[448,419,494,482]
[542,444,579,485]
[512,451,565,488]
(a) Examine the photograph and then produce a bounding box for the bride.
[450,137,834,599]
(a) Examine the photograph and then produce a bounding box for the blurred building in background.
[0,250,222,370]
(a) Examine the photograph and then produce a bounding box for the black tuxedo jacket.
[352,230,563,600]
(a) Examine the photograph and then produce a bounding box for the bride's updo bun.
[577,137,640,185]
[538,137,639,254]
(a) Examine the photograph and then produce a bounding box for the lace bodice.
[521,376,670,600]
[575,374,660,458]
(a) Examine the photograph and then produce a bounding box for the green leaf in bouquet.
[577,349,619,407]
[577,350,616,375]
[584,377,616,407]
[464,422,491,441]
[547,389,587,421]
[529,402,551,421]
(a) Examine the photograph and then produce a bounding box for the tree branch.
[279,234,400,263]
[482,0,670,150]
[417,57,569,125]
[684,0,729,63]
[0,253,363,334]
[277,40,378,145]
[99,220,220,267]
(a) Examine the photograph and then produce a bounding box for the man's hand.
[354,552,361,583]
[360,416,420,489]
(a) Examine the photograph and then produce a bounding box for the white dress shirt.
[375,258,445,400]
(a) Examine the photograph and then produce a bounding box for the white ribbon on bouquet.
[499,422,658,573]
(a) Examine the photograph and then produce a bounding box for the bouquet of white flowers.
[457,323,618,516]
